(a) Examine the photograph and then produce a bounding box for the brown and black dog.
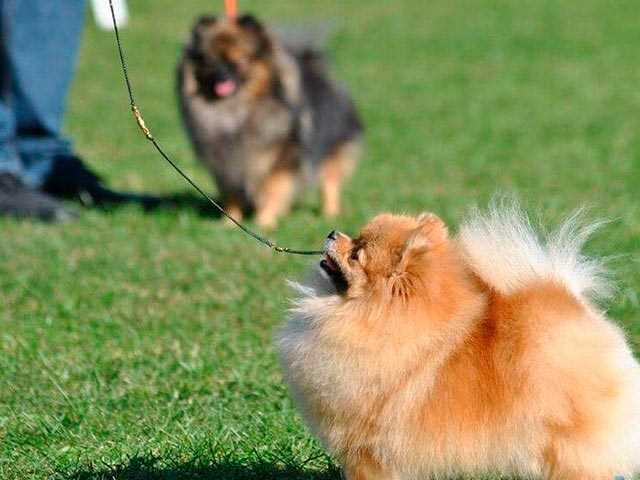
[177,14,363,229]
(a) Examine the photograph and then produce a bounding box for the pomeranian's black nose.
[327,230,338,240]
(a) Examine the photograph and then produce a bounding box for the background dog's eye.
[350,249,359,261]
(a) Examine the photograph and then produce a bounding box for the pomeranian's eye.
[350,247,367,266]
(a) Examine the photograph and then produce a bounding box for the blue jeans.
[0,0,86,187]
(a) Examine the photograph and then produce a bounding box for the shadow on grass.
[87,191,226,219]
[67,455,342,480]
[151,191,226,218]
[151,192,322,219]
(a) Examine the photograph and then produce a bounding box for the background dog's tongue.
[215,79,236,97]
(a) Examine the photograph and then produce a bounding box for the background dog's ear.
[237,14,271,55]
[196,14,217,26]
[237,14,263,32]
[188,15,217,54]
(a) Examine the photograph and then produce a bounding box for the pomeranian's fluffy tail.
[457,201,612,301]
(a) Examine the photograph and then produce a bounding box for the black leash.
[106,0,324,256]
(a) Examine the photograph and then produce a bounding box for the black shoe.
[42,155,160,209]
[0,172,77,222]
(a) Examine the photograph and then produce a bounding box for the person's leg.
[6,0,86,187]
[5,0,159,209]
[0,0,20,178]
[0,96,21,177]
[0,0,76,221]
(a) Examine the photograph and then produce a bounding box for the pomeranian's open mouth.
[320,253,348,292]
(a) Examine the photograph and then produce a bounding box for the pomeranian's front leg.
[344,452,398,480]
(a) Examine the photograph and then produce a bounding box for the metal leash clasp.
[131,105,153,140]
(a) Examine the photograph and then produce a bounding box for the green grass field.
[1,1,639,478]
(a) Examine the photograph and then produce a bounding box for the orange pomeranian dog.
[277,203,640,480]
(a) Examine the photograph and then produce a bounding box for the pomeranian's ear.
[413,213,448,247]
[397,213,448,271]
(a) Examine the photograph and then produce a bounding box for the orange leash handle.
[224,0,238,19]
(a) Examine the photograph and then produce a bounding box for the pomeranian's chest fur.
[279,286,546,476]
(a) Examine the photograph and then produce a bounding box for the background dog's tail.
[272,20,336,53]
[457,200,613,301]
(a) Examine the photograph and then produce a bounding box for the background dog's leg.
[223,193,244,227]
[255,168,295,230]
[319,140,360,218]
